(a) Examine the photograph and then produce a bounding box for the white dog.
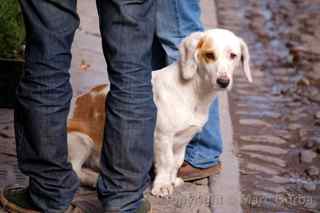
[150,29,252,197]
[67,29,252,197]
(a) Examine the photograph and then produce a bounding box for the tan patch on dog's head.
[196,35,217,64]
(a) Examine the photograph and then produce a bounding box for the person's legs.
[96,0,156,212]
[155,0,203,65]
[12,0,80,211]
[154,0,223,169]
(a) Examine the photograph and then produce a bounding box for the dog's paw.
[173,177,184,187]
[151,183,174,197]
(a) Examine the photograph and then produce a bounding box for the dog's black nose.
[217,77,230,88]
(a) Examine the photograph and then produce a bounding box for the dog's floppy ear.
[179,32,205,80]
[240,38,253,83]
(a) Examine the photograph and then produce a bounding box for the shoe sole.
[0,191,40,213]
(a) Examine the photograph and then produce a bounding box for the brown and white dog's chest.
[67,84,108,151]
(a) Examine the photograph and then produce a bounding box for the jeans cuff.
[184,153,220,169]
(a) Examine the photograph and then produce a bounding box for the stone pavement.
[0,0,243,212]
[215,0,320,212]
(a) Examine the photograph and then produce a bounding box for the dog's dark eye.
[230,53,237,59]
[205,52,216,61]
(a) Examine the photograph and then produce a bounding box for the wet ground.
[0,110,27,190]
[216,0,320,212]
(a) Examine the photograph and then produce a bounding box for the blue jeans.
[16,0,156,212]
[152,0,223,169]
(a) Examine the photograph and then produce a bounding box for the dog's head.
[179,29,252,90]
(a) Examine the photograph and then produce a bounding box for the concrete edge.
[209,92,242,213]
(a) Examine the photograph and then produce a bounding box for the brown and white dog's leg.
[68,132,98,188]
[80,168,99,188]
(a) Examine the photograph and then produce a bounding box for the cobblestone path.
[216,0,320,212]
[0,109,28,192]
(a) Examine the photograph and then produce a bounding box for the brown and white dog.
[67,29,252,196]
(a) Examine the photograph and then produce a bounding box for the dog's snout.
[217,76,230,88]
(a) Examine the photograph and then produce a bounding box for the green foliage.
[0,0,25,59]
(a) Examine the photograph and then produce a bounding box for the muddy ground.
[216,0,320,212]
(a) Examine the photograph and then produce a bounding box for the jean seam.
[173,0,182,38]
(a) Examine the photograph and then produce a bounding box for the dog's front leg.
[151,133,176,197]
[172,146,186,187]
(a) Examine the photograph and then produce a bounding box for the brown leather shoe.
[177,161,222,182]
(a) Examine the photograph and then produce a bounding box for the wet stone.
[272,68,296,76]
[281,134,292,140]
[253,69,264,77]
[274,129,292,140]
[305,166,320,177]
[299,150,317,163]
[0,127,15,138]
[246,163,279,175]
[270,96,293,103]
[286,101,302,108]
[237,103,273,110]
[234,83,252,89]
[302,182,317,192]
[240,135,287,145]
[306,70,320,81]
[267,176,291,184]
[236,110,282,119]
[289,144,296,149]
[288,113,309,122]
[311,135,320,145]
[236,89,257,96]
[274,76,293,83]
[299,129,309,139]
[241,145,288,155]
[272,84,289,95]
[256,185,286,194]
[240,95,292,103]
[303,199,319,210]
[239,119,272,127]
[288,123,303,130]
[307,87,320,103]
[291,107,306,115]
[218,0,320,212]
[245,152,286,167]
[304,141,315,149]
